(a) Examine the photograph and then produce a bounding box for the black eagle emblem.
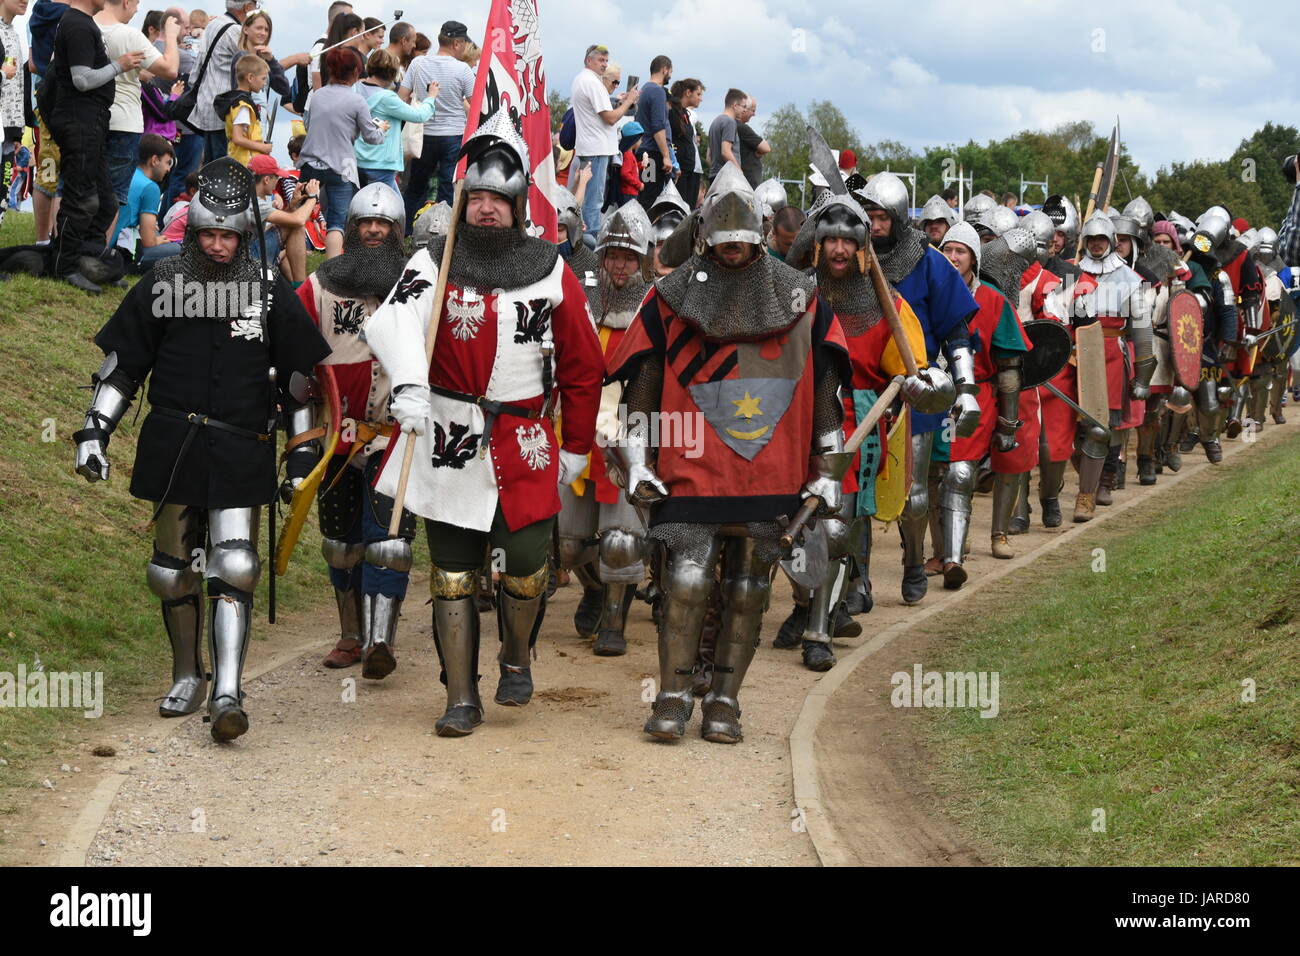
[332,299,367,336]
[390,269,432,305]
[429,420,480,469]
[513,298,553,344]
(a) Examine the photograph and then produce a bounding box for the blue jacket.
[29,0,69,78]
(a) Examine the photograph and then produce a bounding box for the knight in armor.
[556,201,655,656]
[1180,207,1242,463]
[773,191,947,667]
[607,165,879,742]
[553,187,603,319]
[962,193,997,225]
[1068,213,1156,520]
[1042,195,1082,277]
[1146,220,1199,472]
[363,109,605,737]
[1201,208,1263,439]
[851,172,978,605]
[292,184,416,677]
[937,224,1031,582]
[1252,227,1295,425]
[73,157,331,741]
[1015,211,1074,528]
[647,177,691,278]
[919,194,958,247]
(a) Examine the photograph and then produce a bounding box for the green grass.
[920,435,1300,865]
[0,212,339,810]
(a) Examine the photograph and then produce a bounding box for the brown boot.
[1073,492,1097,522]
[323,638,363,668]
[990,533,1014,559]
[1096,470,1115,506]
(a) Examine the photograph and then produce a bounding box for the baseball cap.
[440,20,469,40]
[248,155,290,178]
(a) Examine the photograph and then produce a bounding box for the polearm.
[387,180,465,536]
[1042,381,1110,437]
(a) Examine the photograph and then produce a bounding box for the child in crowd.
[216,54,272,165]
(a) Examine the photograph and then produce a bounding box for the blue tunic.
[893,245,979,434]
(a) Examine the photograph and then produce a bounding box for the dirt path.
[809,420,1298,866]
[6,422,1290,867]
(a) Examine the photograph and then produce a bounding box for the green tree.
[547,90,569,135]
[1229,122,1298,226]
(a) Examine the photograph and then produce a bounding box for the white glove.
[390,385,430,436]
[558,448,587,485]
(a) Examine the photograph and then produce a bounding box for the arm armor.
[621,355,668,506]
[940,320,972,361]
[993,350,1022,451]
[74,352,137,449]
[811,364,844,436]
[804,426,845,516]
[284,404,322,483]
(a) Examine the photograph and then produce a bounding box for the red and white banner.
[461,0,558,241]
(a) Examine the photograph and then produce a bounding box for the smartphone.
[626,75,639,92]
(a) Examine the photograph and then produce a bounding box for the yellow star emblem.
[731,391,762,420]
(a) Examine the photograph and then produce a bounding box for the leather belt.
[430,385,541,457]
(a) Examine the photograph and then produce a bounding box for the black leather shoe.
[494,664,533,706]
[1041,498,1062,528]
[901,565,927,605]
[801,640,836,672]
[573,587,602,638]
[62,272,102,294]
[773,604,809,648]
[435,704,483,737]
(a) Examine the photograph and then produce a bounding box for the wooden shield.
[1167,291,1205,388]
[873,407,911,524]
[1074,322,1109,427]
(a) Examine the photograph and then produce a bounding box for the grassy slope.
[921,435,1300,865]
[0,213,336,804]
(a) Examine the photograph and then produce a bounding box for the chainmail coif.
[600,274,651,329]
[150,230,267,319]
[816,258,886,334]
[428,222,559,291]
[315,221,409,299]
[871,225,928,284]
[654,249,816,340]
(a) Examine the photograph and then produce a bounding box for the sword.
[1243,320,1298,346]
[1041,381,1110,438]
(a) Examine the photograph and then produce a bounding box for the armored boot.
[592,583,634,657]
[362,593,402,680]
[646,541,720,739]
[843,522,873,615]
[1038,460,1067,528]
[702,539,767,744]
[1136,418,1159,486]
[147,552,207,717]
[900,431,934,605]
[432,587,483,737]
[324,583,366,668]
[773,582,810,649]
[572,562,603,639]
[495,566,547,707]
[990,473,1017,560]
[207,593,252,742]
[925,462,945,573]
[800,559,845,673]
[1247,377,1269,431]
[939,460,976,590]
[1009,472,1031,534]
[1164,413,1185,472]
[1114,432,1131,490]
[1074,455,1106,522]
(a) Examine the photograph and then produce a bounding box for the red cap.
[1233,217,1250,233]
[838,148,857,170]
[248,154,290,178]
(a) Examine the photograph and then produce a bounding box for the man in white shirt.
[191,0,256,163]
[569,43,638,241]
[96,0,178,218]
[398,19,475,228]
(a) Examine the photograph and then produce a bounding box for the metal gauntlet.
[624,430,668,507]
[74,352,135,482]
[282,404,322,502]
[993,351,1022,453]
[803,428,845,517]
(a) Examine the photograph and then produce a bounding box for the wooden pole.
[387,181,465,536]
[864,248,920,376]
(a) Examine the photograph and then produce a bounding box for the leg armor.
[1038,459,1067,528]
[1247,374,1269,428]
[148,504,206,717]
[899,429,936,604]
[926,462,945,563]
[702,537,774,744]
[645,536,721,739]
[593,497,647,656]
[800,495,863,671]
[359,463,416,681]
[431,566,483,736]
[939,459,978,588]
[1010,472,1031,533]
[495,564,548,706]
[322,536,366,656]
[205,508,260,742]
[1074,420,1109,522]
[990,473,1018,559]
[559,483,602,638]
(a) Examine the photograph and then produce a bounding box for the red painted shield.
[1168,291,1204,389]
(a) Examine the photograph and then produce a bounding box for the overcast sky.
[27,0,1288,173]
